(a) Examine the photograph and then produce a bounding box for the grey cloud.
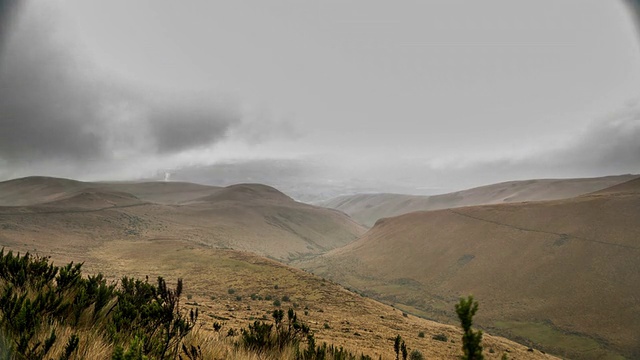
[547,109,640,173]
[0,8,106,161]
[228,107,300,144]
[147,98,239,154]
[127,110,640,202]
[625,0,640,36]
[419,112,640,189]
[0,3,241,167]
[0,0,21,51]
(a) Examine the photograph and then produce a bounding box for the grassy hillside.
[301,178,640,359]
[0,240,556,360]
[0,176,88,206]
[0,176,222,206]
[319,174,637,227]
[0,177,365,261]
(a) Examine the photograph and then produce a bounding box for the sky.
[1,0,639,196]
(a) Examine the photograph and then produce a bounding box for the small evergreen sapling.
[455,295,484,360]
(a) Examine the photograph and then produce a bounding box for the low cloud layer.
[551,109,640,174]
[414,111,640,189]
[0,1,637,196]
[0,3,242,169]
[161,111,640,201]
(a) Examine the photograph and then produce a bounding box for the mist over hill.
[319,174,638,226]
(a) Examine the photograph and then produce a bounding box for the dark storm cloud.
[147,98,239,154]
[0,12,105,161]
[0,0,21,49]
[625,0,640,35]
[549,109,640,173]
[0,3,241,165]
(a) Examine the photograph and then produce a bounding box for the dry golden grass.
[0,179,365,262]
[302,178,640,359]
[78,239,553,359]
[1,237,555,359]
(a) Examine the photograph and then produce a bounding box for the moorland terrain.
[306,176,640,359]
[0,174,637,359]
[318,175,637,227]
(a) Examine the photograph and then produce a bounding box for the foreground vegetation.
[0,249,381,359]
[0,248,198,359]
[0,248,494,359]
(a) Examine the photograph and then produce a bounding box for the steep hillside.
[301,178,640,359]
[0,179,365,261]
[320,174,637,226]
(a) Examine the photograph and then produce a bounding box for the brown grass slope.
[97,181,222,204]
[192,183,293,203]
[0,180,365,261]
[319,174,638,227]
[301,178,640,359]
[36,190,144,210]
[0,176,222,206]
[0,176,88,206]
[0,236,557,359]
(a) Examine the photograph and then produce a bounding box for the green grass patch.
[392,303,433,319]
[493,320,625,360]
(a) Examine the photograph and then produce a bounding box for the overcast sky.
[1,0,639,193]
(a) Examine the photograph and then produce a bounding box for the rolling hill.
[0,176,556,359]
[319,174,638,227]
[301,177,640,359]
[0,176,88,206]
[0,176,365,261]
[0,176,223,206]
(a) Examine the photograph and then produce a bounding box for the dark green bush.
[240,321,274,352]
[239,309,373,360]
[0,248,197,360]
[409,349,424,360]
[432,333,448,342]
[298,334,373,360]
[213,322,223,332]
[239,308,310,353]
[455,296,484,360]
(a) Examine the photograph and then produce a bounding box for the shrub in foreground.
[0,248,197,359]
[456,295,484,360]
